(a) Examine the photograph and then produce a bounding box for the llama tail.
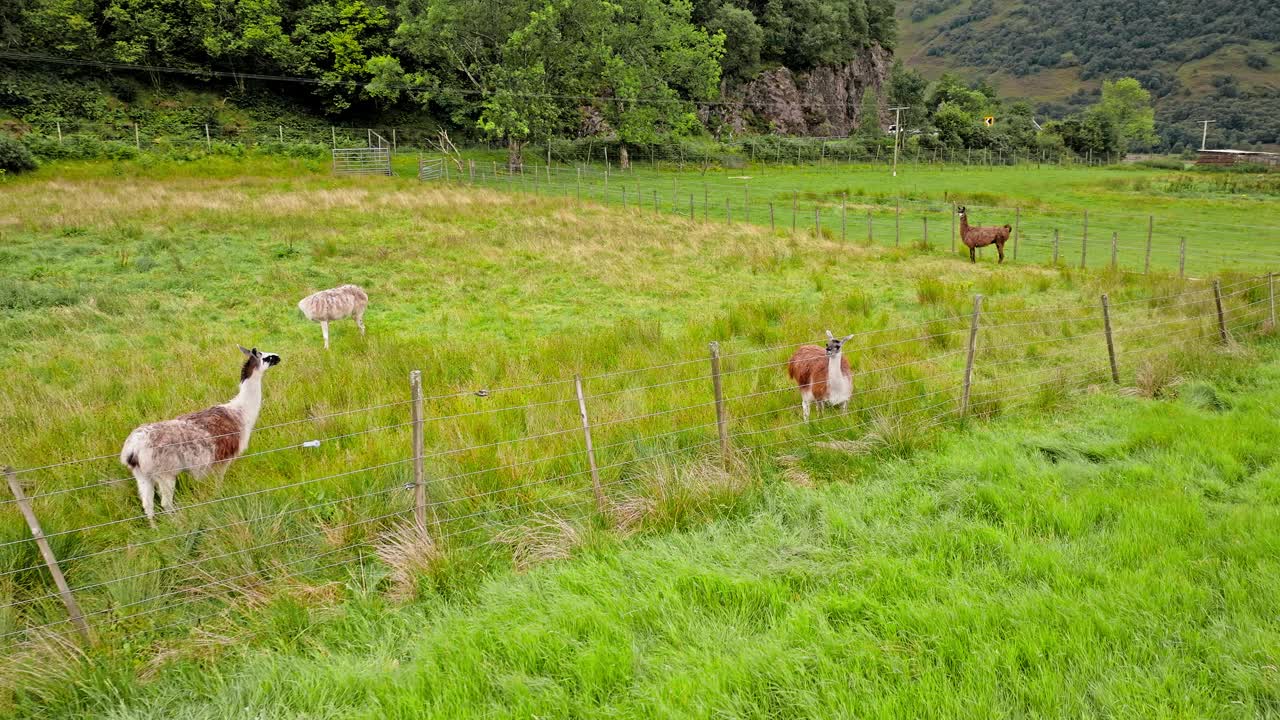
[121,432,143,470]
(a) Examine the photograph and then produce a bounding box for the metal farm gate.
[332,130,393,176]
[418,156,444,180]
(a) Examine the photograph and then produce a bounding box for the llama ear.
[238,345,252,357]
[842,334,855,343]
[825,330,834,340]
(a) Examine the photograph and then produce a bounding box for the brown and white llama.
[957,205,1012,263]
[120,346,281,525]
[787,331,855,421]
[297,284,368,349]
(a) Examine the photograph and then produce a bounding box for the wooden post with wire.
[1269,272,1276,328]
[5,467,93,645]
[709,343,731,468]
[1013,207,1020,261]
[574,376,606,513]
[1213,280,1228,344]
[1101,295,1119,384]
[1053,229,1060,265]
[895,199,901,247]
[1080,210,1088,269]
[1110,232,1118,271]
[409,370,428,531]
[1152,213,1162,272]
[1179,237,1186,278]
[770,202,775,232]
[961,295,983,417]
[951,203,956,253]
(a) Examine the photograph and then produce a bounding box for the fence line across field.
[2,273,1273,648]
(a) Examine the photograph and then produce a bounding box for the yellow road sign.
[984,116,995,126]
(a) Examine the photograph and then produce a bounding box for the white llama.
[297,284,368,349]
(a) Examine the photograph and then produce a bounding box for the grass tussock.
[611,457,753,534]
[374,521,445,600]
[492,512,584,572]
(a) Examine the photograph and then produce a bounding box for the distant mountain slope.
[895,0,1280,151]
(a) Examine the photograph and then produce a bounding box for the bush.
[0,134,38,174]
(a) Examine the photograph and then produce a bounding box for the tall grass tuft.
[374,521,445,600]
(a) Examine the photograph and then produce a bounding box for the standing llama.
[120,346,281,525]
[957,206,1012,264]
[297,284,368,349]
[787,331,855,421]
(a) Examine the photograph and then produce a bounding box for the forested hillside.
[898,0,1280,150]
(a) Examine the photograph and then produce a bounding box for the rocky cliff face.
[711,43,893,137]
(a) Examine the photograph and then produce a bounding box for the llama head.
[956,205,967,217]
[824,330,855,357]
[237,345,282,381]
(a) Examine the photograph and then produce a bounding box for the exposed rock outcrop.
[710,43,893,137]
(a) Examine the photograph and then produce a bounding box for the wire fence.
[15,120,1144,169]
[1,273,1275,649]
[424,160,1280,277]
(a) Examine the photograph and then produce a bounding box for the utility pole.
[890,106,909,177]
[1197,119,1215,151]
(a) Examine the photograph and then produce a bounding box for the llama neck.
[226,373,265,438]
[826,352,851,400]
[959,215,970,234]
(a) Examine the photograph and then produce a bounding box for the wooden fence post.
[951,204,956,253]
[577,168,581,203]
[1179,237,1186,278]
[1101,295,1119,384]
[867,210,873,244]
[725,198,731,224]
[841,194,847,241]
[1080,210,1088,269]
[1053,229,1060,265]
[409,370,430,532]
[1110,232,1118,271]
[1269,272,1276,328]
[895,199,901,247]
[331,126,336,148]
[709,343,731,468]
[1013,207,1020,261]
[1152,213,1162,272]
[1213,280,1228,344]
[653,190,659,214]
[791,191,797,232]
[134,123,140,150]
[574,376,606,513]
[960,295,983,417]
[923,216,929,248]
[815,206,821,237]
[56,121,62,142]
[204,123,211,150]
[691,194,696,221]
[770,202,775,232]
[5,468,93,645]
[704,184,709,220]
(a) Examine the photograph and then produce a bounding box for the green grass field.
[0,156,1278,718]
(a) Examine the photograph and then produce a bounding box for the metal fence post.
[709,343,730,468]
[574,375,606,513]
[6,468,93,645]
[1101,295,1119,384]
[961,295,983,417]
[1213,280,1228,343]
[409,371,428,531]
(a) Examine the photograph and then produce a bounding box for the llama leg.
[355,310,366,338]
[969,247,976,263]
[134,472,156,527]
[157,474,178,515]
[997,242,1006,264]
[321,320,330,350]
[801,391,813,422]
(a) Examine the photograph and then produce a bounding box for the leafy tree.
[887,59,926,129]
[857,87,880,137]
[707,4,763,81]
[1091,77,1157,152]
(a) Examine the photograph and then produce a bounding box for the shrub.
[0,135,38,174]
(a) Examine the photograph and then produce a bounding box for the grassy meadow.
[0,155,1278,717]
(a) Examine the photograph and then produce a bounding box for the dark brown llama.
[957,206,1012,263]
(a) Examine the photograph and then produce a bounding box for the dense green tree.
[887,59,926,129]
[1090,77,1157,152]
[706,4,763,80]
